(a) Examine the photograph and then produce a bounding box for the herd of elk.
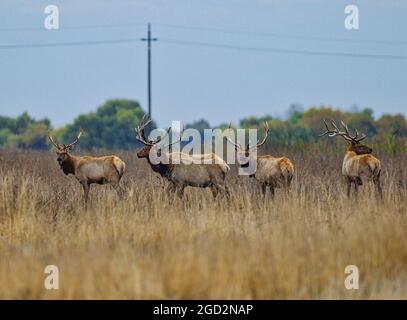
[135,117,230,199]
[226,122,294,197]
[48,130,126,205]
[319,119,382,199]
[47,116,384,205]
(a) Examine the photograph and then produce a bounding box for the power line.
[159,38,407,60]
[0,22,146,33]
[0,38,141,50]
[0,34,406,61]
[2,21,407,47]
[155,22,407,47]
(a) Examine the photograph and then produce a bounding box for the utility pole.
[141,23,158,119]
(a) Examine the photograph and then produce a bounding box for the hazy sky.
[0,0,406,127]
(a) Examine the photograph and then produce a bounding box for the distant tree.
[345,108,377,137]
[299,106,377,138]
[60,99,154,150]
[186,119,211,131]
[184,119,211,144]
[237,115,310,146]
[376,114,407,137]
[286,103,304,125]
[1,103,406,152]
[17,123,50,149]
[0,112,51,149]
[239,115,273,128]
[300,106,346,136]
[0,128,11,146]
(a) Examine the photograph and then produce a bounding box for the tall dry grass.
[0,148,407,299]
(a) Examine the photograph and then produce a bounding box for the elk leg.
[346,177,352,198]
[165,183,177,204]
[283,176,292,195]
[223,185,230,199]
[269,186,275,198]
[176,185,185,198]
[261,183,267,196]
[211,185,219,198]
[167,182,176,196]
[82,182,90,206]
[374,177,383,200]
[287,175,293,188]
[353,181,358,198]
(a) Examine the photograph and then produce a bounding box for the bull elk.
[48,130,126,205]
[135,117,230,199]
[226,122,294,197]
[319,119,382,199]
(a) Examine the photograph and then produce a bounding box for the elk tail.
[220,161,230,174]
[113,157,126,179]
[213,154,230,174]
[280,158,294,187]
[368,160,381,181]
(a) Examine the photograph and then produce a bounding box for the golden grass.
[1,149,407,299]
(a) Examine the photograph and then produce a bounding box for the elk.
[135,117,230,199]
[48,130,126,205]
[226,122,294,197]
[319,119,382,198]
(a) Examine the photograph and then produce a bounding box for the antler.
[319,119,367,143]
[65,130,83,149]
[225,122,242,150]
[340,120,367,143]
[251,121,270,149]
[164,123,184,149]
[135,115,178,147]
[135,115,154,146]
[47,130,61,149]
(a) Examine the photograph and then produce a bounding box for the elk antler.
[66,130,83,150]
[164,123,185,149]
[251,121,270,149]
[319,119,352,142]
[135,116,175,147]
[340,120,367,143]
[225,122,242,150]
[319,119,367,143]
[48,130,61,149]
[135,115,155,146]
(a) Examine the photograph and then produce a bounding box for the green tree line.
[1,99,406,152]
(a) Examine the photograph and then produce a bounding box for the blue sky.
[0,0,406,127]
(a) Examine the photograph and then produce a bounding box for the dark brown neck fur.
[347,143,372,155]
[145,156,174,178]
[60,154,76,175]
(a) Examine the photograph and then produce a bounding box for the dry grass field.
[1,146,407,299]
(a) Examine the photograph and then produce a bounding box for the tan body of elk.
[255,155,294,195]
[48,131,126,204]
[320,120,382,198]
[226,122,294,197]
[135,117,230,198]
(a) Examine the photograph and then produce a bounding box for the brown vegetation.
[0,147,407,299]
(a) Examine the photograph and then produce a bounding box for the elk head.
[319,119,372,154]
[225,121,270,167]
[48,130,83,174]
[135,115,181,159]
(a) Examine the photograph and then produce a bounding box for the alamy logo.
[44,265,59,290]
[142,121,262,175]
[44,5,59,30]
[344,265,359,290]
[344,5,359,30]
